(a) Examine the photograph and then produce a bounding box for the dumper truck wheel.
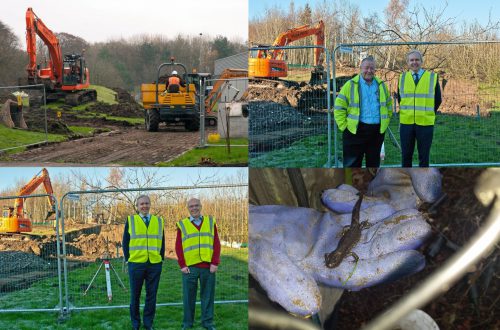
[185,117,200,132]
[146,109,159,132]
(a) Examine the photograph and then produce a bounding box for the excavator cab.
[249,21,325,84]
[62,54,85,86]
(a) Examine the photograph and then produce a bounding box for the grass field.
[0,125,66,154]
[161,138,248,166]
[0,247,247,330]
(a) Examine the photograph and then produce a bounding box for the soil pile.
[87,101,143,118]
[244,81,329,110]
[0,251,50,275]
[23,106,73,134]
[112,87,136,103]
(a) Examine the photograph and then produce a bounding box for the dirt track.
[7,126,209,165]
[2,87,213,165]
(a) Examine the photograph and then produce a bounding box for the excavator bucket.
[1,99,28,129]
[309,65,327,85]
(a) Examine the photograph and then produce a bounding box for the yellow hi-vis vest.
[399,71,437,126]
[177,216,215,266]
[334,75,392,134]
[128,214,164,263]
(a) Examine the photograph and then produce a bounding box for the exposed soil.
[7,125,208,165]
[0,224,177,292]
[333,168,499,330]
[249,169,499,330]
[3,88,213,165]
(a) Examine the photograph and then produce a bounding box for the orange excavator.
[25,7,97,105]
[204,68,248,125]
[249,20,326,84]
[0,168,56,233]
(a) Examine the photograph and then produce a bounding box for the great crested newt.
[325,193,371,268]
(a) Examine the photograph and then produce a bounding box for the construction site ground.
[0,223,177,293]
[1,88,213,165]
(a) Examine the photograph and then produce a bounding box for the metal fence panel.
[200,77,249,146]
[58,185,248,312]
[331,40,500,167]
[0,193,63,314]
[0,84,48,153]
[248,45,332,168]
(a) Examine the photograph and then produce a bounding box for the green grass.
[250,112,500,167]
[0,247,247,330]
[0,125,66,153]
[160,138,248,166]
[67,126,96,136]
[90,85,118,105]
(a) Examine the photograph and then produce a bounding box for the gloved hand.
[249,169,442,317]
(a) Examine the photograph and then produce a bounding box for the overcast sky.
[2,0,248,49]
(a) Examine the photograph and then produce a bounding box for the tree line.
[0,168,248,238]
[249,0,500,83]
[0,21,246,91]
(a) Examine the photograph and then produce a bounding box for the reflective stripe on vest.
[399,71,437,125]
[177,215,215,266]
[334,75,392,134]
[128,214,164,263]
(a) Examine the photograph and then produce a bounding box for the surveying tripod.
[83,244,127,301]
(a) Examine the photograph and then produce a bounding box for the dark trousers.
[400,124,434,167]
[128,261,163,329]
[342,122,385,167]
[182,267,216,328]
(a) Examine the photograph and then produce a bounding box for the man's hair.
[406,49,423,62]
[187,197,201,207]
[360,55,375,67]
[135,194,150,207]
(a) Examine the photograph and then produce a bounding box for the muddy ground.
[333,168,499,330]
[3,88,210,165]
[0,224,177,292]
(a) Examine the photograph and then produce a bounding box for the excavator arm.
[269,20,325,66]
[25,7,63,84]
[205,68,248,115]
[250,20,325,79]
[14,168,56,219]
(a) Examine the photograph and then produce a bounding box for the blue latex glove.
[249,169,442,317]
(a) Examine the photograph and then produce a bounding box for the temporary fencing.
[247,41,500,167]
[199,76,249,149]
[0,183,248,319]
[331,40,500,167]
[248,45,332,168]
[0,193,63,314]
[0,84,48,153]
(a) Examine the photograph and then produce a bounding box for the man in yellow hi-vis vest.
[334,56,392,167]
[175,198,220,330]
[397,49,442,167]
[122,195,165,330]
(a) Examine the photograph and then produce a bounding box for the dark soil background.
[333,168,499,330]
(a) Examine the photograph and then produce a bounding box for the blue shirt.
[190,215,203,226]
[359,75,380,124]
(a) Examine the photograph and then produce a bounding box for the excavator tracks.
[65,89,97,106]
